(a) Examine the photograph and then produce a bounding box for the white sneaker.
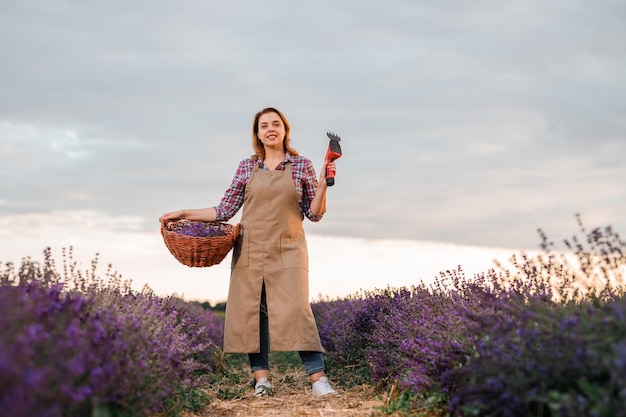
[312,376,337,395]
[254,378,273,397]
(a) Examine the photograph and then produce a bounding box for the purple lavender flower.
[172,221,226,238]
[1,248,225,416]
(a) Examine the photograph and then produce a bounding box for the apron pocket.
[280,232,308,270]
[231,230,249,269]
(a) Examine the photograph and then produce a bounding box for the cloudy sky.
[1,1,624,302]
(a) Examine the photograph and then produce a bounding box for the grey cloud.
[1,0,625,249]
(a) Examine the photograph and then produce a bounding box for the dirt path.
[184,369,390,417]
[181,353,424,417]
[194,387,386,417]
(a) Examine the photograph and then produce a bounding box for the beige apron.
[223,162,324,353]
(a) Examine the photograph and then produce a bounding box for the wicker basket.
[161,220,241,268]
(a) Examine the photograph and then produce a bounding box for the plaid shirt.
[214,153,324,222]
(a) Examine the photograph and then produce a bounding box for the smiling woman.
[158,107,341,396]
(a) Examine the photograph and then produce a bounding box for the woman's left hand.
[320,161,337,184]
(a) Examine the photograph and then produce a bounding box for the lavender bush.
[446,290,626,416]
[445,217,626,416]
[311,296,371,386]
[313,277,482,393]
[313,216,626,416]
[0,248,224,417]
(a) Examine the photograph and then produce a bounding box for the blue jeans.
[248,283,325,375]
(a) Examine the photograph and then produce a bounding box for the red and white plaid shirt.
[214,153,323,222]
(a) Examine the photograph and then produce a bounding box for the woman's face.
[257,112,285,150]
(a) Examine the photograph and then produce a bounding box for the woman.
[160,107,337,397]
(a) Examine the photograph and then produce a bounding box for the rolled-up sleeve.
[300,158,324,222]
[214,159,251,221]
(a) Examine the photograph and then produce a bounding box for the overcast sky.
[2,0,625,261]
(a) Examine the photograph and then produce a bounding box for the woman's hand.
[159,208,218,223]
[311,161,337,216]
[159,210,185,222]
[319,161,337,185]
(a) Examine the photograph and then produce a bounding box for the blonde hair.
[251,107,299,160]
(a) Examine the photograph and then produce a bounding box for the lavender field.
[2,216,625,416]
[0,248,224,417]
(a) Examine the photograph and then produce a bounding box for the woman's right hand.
[160,207,217,223]
[159,210,185,223]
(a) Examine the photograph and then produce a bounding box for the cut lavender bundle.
[173,221,226,238]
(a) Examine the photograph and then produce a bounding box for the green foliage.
[206,353,251,400]
[376,383,448,417]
